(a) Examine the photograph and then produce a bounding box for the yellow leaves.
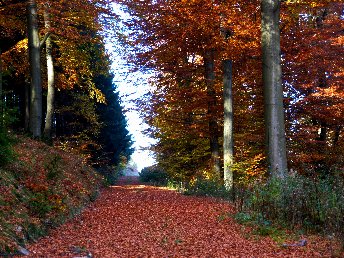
[2,38,29,76]
[13,38,28,52]
[285,0,321,7]
[89,87,106,104]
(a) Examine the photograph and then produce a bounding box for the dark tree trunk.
[261,0,288,178]
[223,59,233,190]
[27,0,42,138]
[204,49,221,178]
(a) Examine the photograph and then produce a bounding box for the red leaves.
[27,181,341,257]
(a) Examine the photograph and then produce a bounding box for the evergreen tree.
[94,74,134,166]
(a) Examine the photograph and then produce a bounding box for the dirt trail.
[26,177,337,257]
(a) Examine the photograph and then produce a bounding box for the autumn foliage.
[0,0,343,255]
[117,0,343,182]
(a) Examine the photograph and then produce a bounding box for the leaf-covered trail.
[27,177,334,257]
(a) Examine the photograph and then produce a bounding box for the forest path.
[27,178,332,257]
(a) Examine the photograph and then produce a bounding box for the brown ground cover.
[26,177,341,257]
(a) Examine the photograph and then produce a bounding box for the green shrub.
[234,212,252,224]
[235,174,344,245]
[176,171,343,246]
[183,177,229,198]
[95,165,121,185]
[28,192,53,217]
[139,166,169,186]
[45,154,63,181]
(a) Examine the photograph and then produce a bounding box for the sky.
[111,62,157,172]
[103,4,157,172]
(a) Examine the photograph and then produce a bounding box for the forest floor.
[25,176,341,257]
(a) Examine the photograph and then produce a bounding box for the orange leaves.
[281,2,344,172]
[26,181,342,257]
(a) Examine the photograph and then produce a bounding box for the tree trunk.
[204,49,221,178]
[223,59,234,190]
[261,0,288,178]
[27,0,42,138]
[43,6,55,140]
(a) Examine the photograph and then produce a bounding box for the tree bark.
[261,0,288,178]
[27,0,42,138]
[223,59,233,190]
[204,49,221,178]
[43,5,55,140]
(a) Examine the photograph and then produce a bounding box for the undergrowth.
[181,173,344,247]
[139,165,169,186]
[0,135,104,255]
[95,165,123,185]
[183,177,229,198]
[0,128,16,166]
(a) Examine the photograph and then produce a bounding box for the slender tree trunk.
[204,49,221,178]
[43,6,55,140]
[261,0,288,178]
[27,0,42,138]
[223,59,234,190]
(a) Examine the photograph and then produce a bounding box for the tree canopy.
[0,0,133,167]
[115,0,343,182]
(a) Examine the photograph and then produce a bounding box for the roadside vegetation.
[140,166,344,251]
[0,134,104,254]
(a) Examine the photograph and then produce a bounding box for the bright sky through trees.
[105,4,156,171]
[111,59,157,171]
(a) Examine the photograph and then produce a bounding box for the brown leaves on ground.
[27,177,341,257]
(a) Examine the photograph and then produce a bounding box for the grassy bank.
[0,135,104,254]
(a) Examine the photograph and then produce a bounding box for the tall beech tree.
[261,0,288,178]
[223,59,234,190]
[43,3,54,140]
[27,0,42,138]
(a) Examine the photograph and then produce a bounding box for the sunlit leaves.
[282,2,344,172]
